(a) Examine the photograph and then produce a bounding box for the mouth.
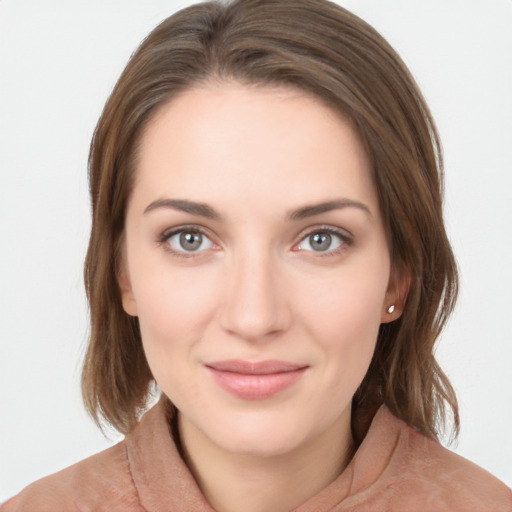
[205,359,308,400]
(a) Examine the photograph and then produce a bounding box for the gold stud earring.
[387,305,395,314]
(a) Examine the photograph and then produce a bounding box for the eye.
[161,228,214,254]
[296,228,349,254]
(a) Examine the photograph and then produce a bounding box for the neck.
[178,412,355,512]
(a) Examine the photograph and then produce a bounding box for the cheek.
[130,262,219,368]
[293,258,389,378]
[299,263,387,334]
[134,258,215,324]
[132,266,222,407]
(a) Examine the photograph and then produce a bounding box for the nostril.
[219,285,289,341]
[218,253,292,340]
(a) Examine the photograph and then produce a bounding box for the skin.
[120,83,405,512]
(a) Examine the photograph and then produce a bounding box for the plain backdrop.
[1,0,511,500]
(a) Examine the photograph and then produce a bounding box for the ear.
[381,264,411,323]
[118,257,138,317]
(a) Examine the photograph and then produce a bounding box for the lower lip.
[206,367,307,400]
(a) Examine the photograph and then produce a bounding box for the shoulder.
[384,411,512,511]
[1,441,143,512]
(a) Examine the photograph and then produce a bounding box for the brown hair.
[82,0,459,440]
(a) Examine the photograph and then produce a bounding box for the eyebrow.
[287,198,372,220]
[144,198,221,220]
[143,197,371,221]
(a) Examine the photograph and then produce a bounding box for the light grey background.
[1,0,511,500]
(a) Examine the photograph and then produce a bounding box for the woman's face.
[121,84,399,457]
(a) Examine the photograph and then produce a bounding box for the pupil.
[311,233,331,251]
[180,232,202,251]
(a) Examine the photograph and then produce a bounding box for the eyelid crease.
[156,223,353,259]
[292,225,353,255]
[157,225,219,258]
[296,224,354,243]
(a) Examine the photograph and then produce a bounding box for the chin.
[203,408,318,458]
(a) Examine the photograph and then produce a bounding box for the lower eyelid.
[296,228,352,248]
[157,226,217,254]
[157,226,352,257]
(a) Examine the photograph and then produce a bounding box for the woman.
[2,0,511,510]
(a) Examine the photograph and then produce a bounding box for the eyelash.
[295,225,353,257]
[157,224,353,259]
[157,225,215,259]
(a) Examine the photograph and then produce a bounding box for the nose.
[219,245,291,342]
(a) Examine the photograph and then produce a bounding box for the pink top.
[3,400,511,511]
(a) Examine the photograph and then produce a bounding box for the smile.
[205,360,308,400]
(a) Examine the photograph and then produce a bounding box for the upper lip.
[205,360,307,375]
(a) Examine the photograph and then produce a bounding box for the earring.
[387,305,395,314]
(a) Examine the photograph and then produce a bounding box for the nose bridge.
[220,240,288,341]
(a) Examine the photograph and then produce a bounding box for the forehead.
[132,83,377,215]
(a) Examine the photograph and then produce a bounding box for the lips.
[205,359,308,400]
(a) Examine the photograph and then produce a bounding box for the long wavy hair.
[82,0,459,440]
